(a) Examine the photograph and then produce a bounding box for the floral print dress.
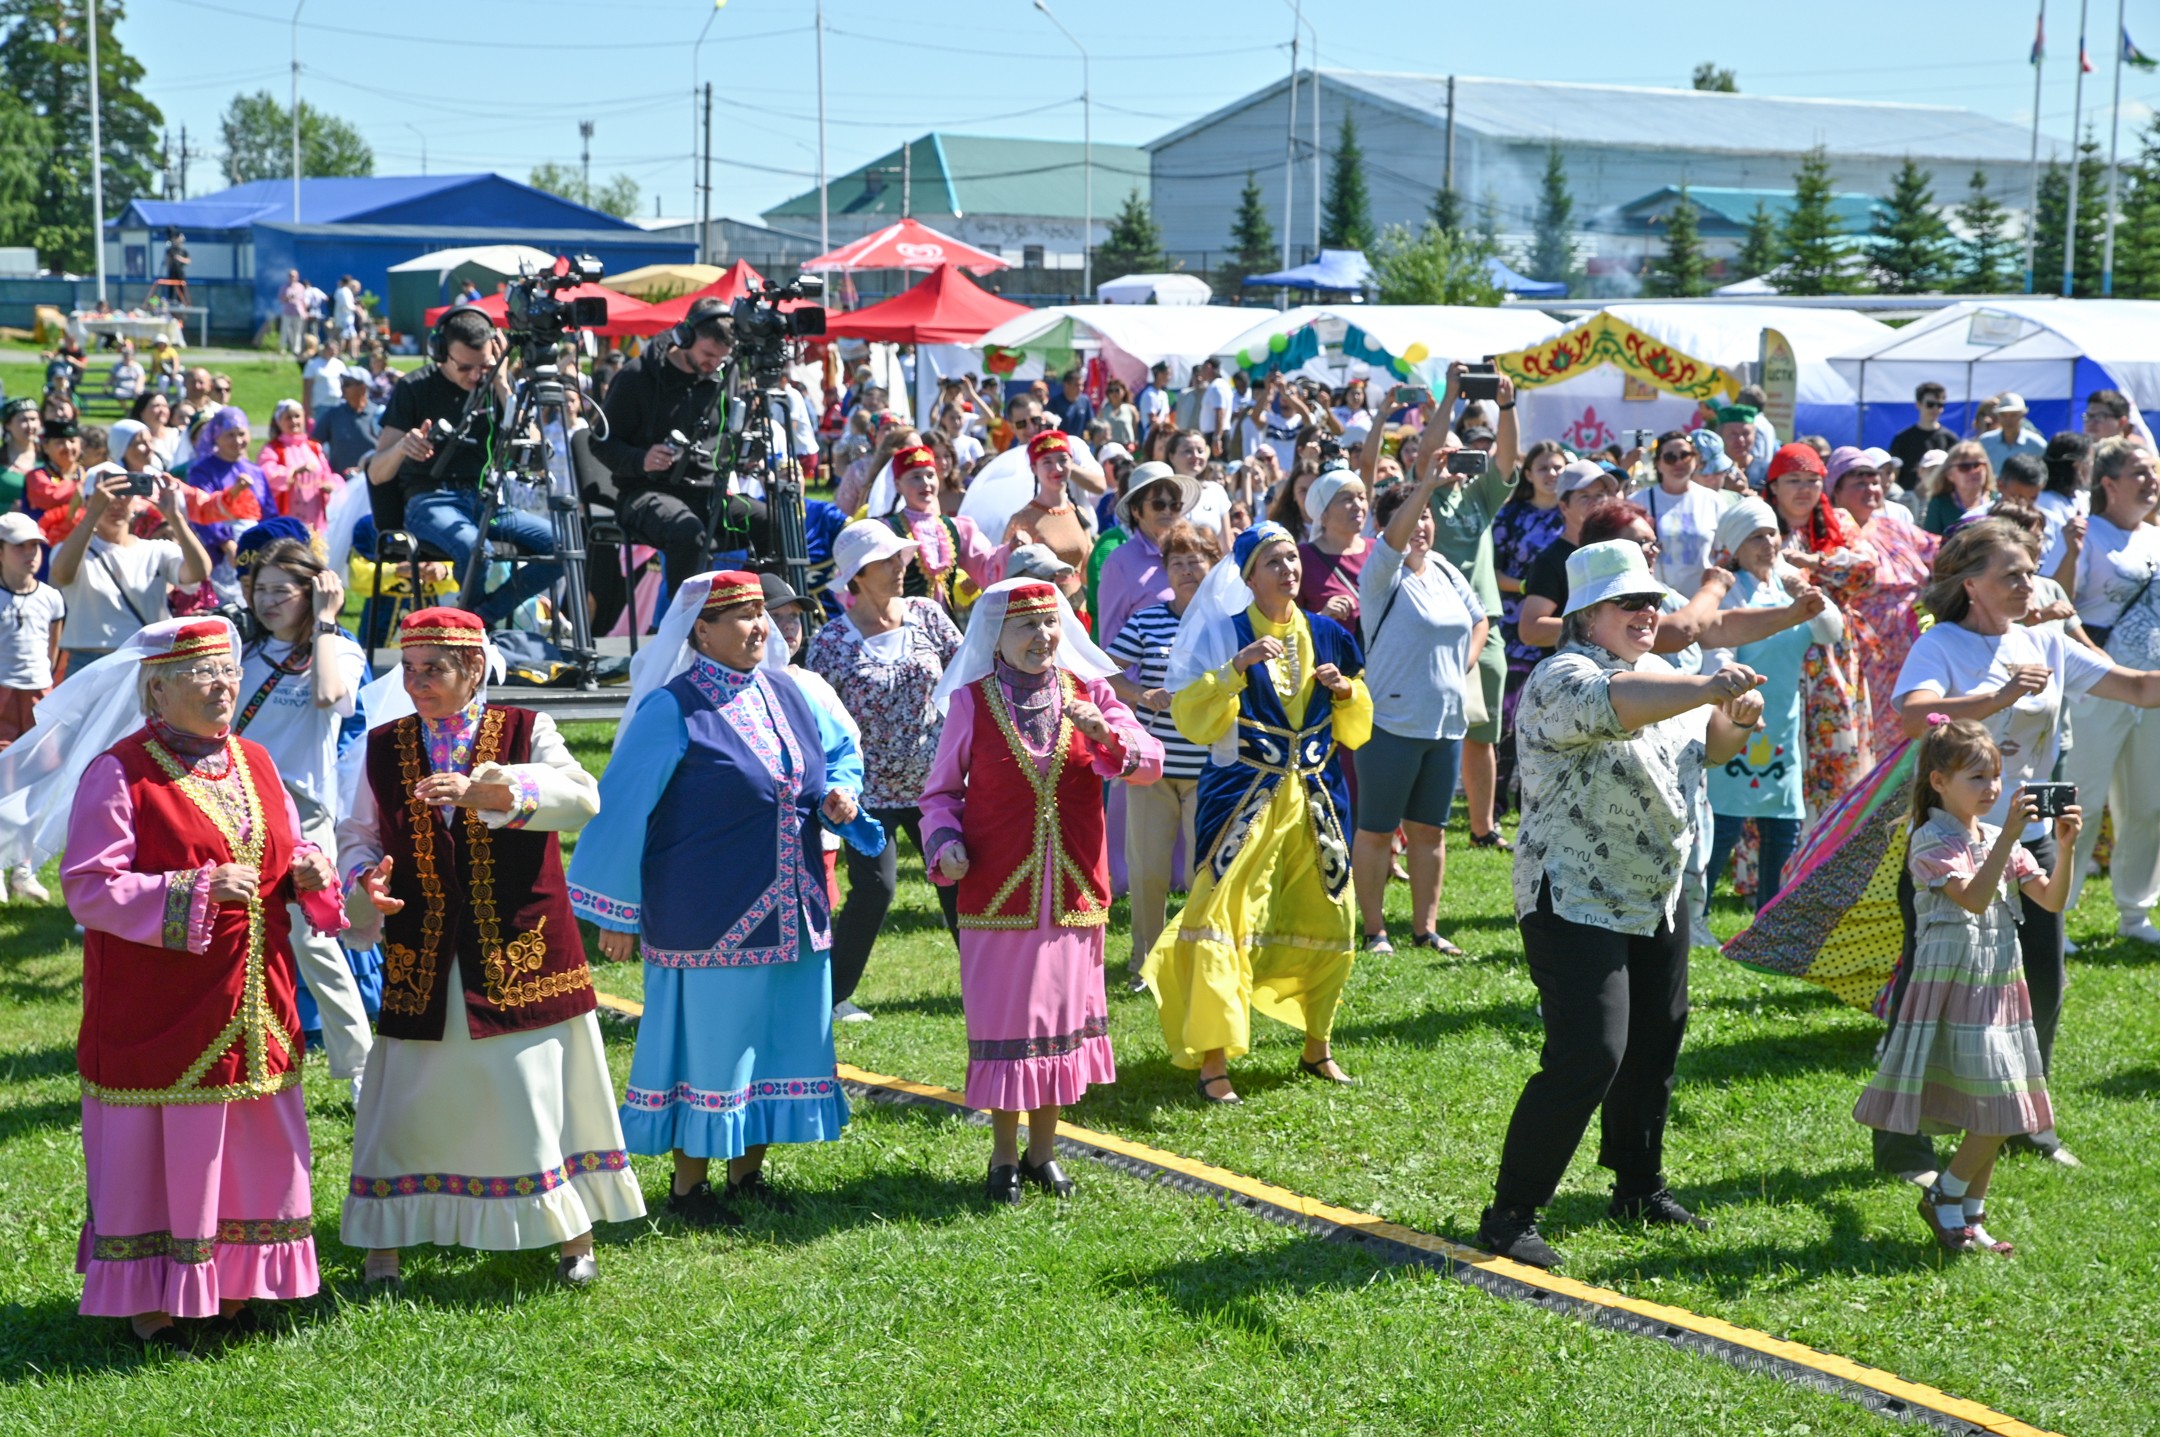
[1851,511,1939,758]
[1786,505,1877,822]
[1490,495,1565,722]
[806,597,963,810]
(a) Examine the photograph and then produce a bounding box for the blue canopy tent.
[1487,257,1567,298]
[1243,248,1374,292]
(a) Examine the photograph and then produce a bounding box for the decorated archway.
[1492,311,1739,455]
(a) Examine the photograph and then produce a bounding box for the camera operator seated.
[365,305,562,627]
[586,299,786,620]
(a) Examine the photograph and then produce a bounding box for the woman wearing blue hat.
[1477,539,1765,1270]
[1138,520,1370,1104]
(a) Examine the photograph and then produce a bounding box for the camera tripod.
[706,367,812,602]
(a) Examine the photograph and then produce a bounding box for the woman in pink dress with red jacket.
[918,578,1162,1205]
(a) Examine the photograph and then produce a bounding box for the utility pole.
[1444,74,1457,210]
[700,86,713,265]
[1034,1,1089,294]
[178,124,190,199]
[1281,12,1299,273]
[291,1,306,224]
[901,139,911,219]
[2025,0,2047,292]
[404,123,426,176]
[1309,28,1320,254]
[579,119,595,208]
[2102,0,2127,293]
[815,0,829,255]
[89,0,107,301]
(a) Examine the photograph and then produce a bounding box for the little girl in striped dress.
[1855,716,2081,1255]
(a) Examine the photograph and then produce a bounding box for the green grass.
[0,719,2145,1432]
[2,356,314,440]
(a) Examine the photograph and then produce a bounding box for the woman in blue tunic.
[568,571,884,1227]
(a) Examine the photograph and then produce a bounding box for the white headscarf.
[1301,467,1361,526]
[929,577,1116,716]
[610,572,795,750]
[0,617,244,872]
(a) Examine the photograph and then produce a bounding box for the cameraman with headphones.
[587,297,779,625]
[367,304,562,625]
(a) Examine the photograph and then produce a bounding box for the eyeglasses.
[1016,415,1048,431]
[1657,449,1691,464]
[1920,399,1945,409]
[1951,460,1986,472]
[172,663,240,684]
[1139,492,1183,512]
[1611,595,1663,613]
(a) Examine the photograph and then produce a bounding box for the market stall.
[1213,304,1568,393]
[822,263,1031,420]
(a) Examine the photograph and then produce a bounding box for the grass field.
[1,728,2153,1433]
[2,354,340,441]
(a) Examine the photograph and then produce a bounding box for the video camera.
[506,254,609,344]
[728,275,827,384]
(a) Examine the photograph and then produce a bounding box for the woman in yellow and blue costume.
[1140,519,1372,1104]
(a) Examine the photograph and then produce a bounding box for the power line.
[162,0,810,53]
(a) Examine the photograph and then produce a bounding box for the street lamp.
[291,1,305,223]
[1033,0,1091,295]
[692,0,725,264]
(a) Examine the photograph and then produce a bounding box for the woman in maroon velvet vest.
[336,607,643,1290]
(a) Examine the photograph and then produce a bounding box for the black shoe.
[1475,1204,1560,1270]
[1018,1155,1075,1198]
[724,1168,798,1215]
[665,1179,744,1229]
[132,1321,197,1358]
[1609,1187,1711,1231]
[1196,1073,1242,1105]
[1298,1056,1358,1086]
[984,1163,1024,1205]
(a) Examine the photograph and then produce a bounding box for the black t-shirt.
[382,364,497,504]
[1888,424,1955,495]
[164,241,188,280]
[1523,536,1579,613]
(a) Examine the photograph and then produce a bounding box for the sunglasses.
[1920,399,1945,409]
[1951,459,1985,472]
[1140,493,1183,511]
[1612,594,1663,613]
[1657,449,1691,464]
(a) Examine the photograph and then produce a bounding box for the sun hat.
[1690,429,1734,475]
[832,519,919,590]
[1994,391,2030,415]
[1555,458,1615,497]
[1114,460,1199,529]
[1562,538,1671,617]
[0,512,45,545]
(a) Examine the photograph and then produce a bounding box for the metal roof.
[1148,72,2046,166]
[112,174,638,234]
[763,134,1151,223]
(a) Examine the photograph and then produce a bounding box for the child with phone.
[1855,716,2080,1255]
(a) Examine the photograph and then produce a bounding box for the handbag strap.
[91,546,153,628]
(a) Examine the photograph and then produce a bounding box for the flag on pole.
[2080,32,2095,73]
[2126,27,2159,71]
[2032,8,2047,63]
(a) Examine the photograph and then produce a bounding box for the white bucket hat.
[1114,460,1199,530]
[832,519,919,591]
[1562,539,1672,617]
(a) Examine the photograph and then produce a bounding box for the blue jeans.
[1704,814,1802,916]
[402,489,560,625]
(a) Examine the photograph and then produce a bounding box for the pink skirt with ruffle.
[959,925,1117,1112]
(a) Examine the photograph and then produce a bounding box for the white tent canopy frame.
[1096,272,1213,306]
[385,244,559,281]
[978,304,1262,389]
[1212,305,1568,388]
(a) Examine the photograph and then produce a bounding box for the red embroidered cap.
[700,570,764,616]
[400,606,488,649]
[140,619,233,666]
[892,444,937,477]
[1026,429,1071,465]
[1004,581,1060,617]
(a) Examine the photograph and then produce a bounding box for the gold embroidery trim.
[959,673,1109,931]
[86,740,299,1107]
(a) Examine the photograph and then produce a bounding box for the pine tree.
[1691,62,1738,93]
[1320,113,1375,250]
[0,0,165,272]
[1370,222,1502,306]
[2029,128,2109,295]
[1735,200,1781,281]
[1095,188,1165,278]
[1646,186,1709,297]
[1953,168,2017,293]
[1428,184,1463,236]
[1477,187,1503,254]
[1526,143,1576,284]
[1780,145,1857,295]
[1871,158,1953,293]
[1216,171,1277,300]
[0,90,45,252]
[2109,117,2160,298]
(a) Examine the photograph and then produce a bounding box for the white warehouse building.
[1146,71,2052,274]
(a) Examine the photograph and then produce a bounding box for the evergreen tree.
[2029,128,2109,295]
[1779,145,1857,295]
[1735,200,1781,281]
[1320,113,1374,250]
[1095,188,1165,278]
[0,90,47,253]
[1217,171,1277,300]
[1525,143,1576,284]
[220,91,373,183]
[2109,117,2160,298]
[1871,158,1953,293]
[1645,186,1709,297]
[1476,187,1503,254]
[0,0,164,272]
[1952,167,2018,294]
[1370,222,1502,306]
[1428,184,1463,236]
[1691,62,1738,92]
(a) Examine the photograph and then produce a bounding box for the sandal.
[1361,931,1395,955]
[1298,1056,1358,1086]
[1468,828,1513,852]
[1410,931,1466,957]
[1917,1186,1977,1254]
[1196,1073,1242,1106]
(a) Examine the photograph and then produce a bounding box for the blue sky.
[132,0,2160,223]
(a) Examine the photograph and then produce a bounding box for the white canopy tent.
[1212,305,1568,390]
[385,244,559,280]
[1827,298,2160,447]
[978,304,1262,389]
[1096,272,1213,306]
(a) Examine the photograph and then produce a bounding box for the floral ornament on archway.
[1493,312,1739,402]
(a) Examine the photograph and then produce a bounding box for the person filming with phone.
[49,467,211,667]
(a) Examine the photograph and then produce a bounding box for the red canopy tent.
[821,264,1030,345]
[634,259,771,335]
[802,218,1010,275]
[424,283,661,340]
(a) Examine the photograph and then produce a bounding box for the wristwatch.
[314,620,340,638]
